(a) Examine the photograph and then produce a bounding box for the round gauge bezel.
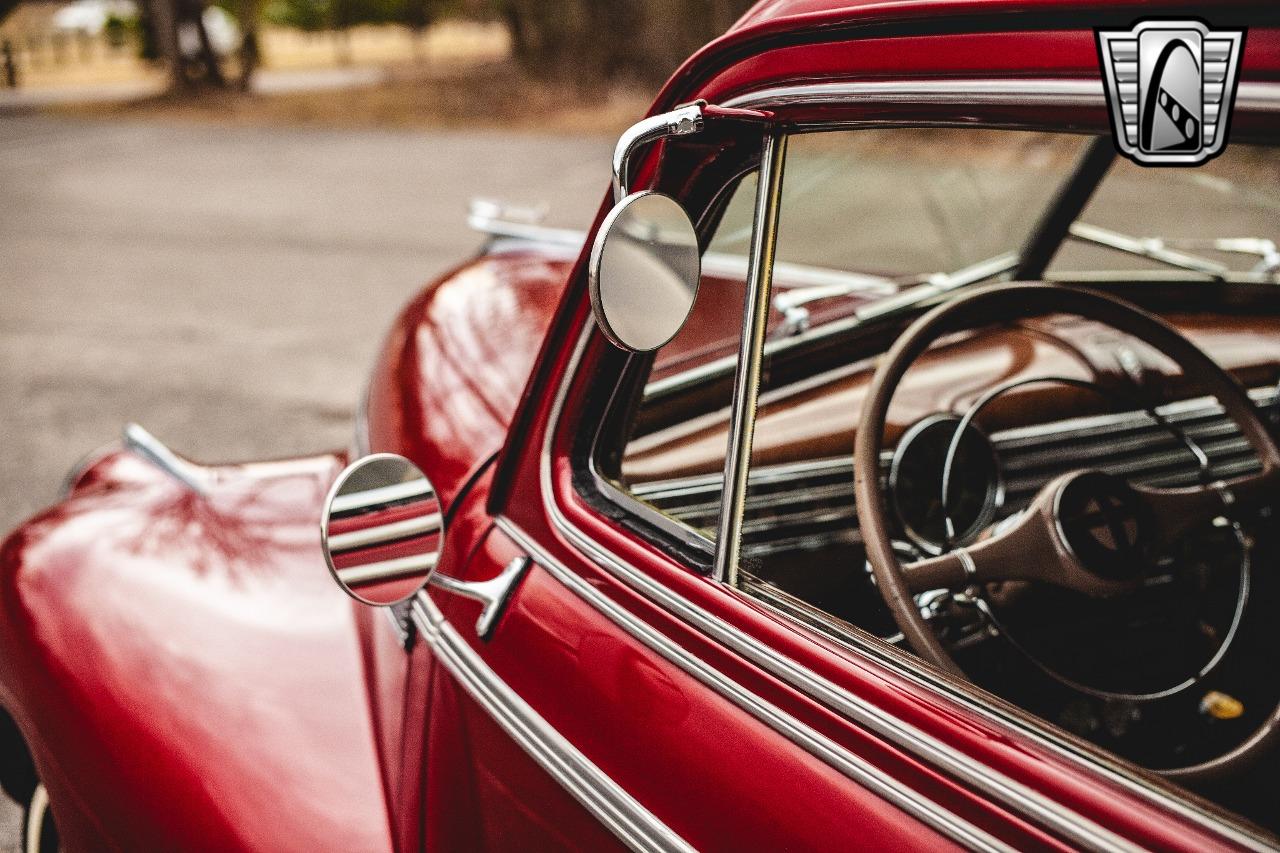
[887,413,1005,555]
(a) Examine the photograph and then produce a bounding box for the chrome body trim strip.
[327,513,440,552]
[410,592,695,853]
[1238,81,1280,111]
[494,516,1014,853]
[334,551,437,585]
[122,422,207,494]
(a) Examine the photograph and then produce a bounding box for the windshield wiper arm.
[770,272,898,335]
[1067,222,1230,277]
[1160,236,1280,276]
[769,252,1019,337]
[851,251,1021,326]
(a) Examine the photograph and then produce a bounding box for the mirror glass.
[321,453,442,606]
[589,191,701,352]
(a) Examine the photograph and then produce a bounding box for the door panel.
[424,521,966,852]
[419,522,631,852]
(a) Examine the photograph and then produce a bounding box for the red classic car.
[4,0,1280,850]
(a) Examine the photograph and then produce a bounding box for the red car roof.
[731,0,1274,32]
[646,0,1278,118]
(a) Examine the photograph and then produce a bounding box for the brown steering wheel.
[854,283,1280,781]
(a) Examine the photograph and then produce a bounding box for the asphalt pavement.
[0,113,610,847]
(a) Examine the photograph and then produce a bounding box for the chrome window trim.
[545,331,1146,852]
[543,78,1279,846]
[721,78,1280,113]
[410,592,694,853]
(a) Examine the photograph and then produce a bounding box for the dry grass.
[53,62,655,134]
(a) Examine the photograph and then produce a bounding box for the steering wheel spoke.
[904,471,1144,596]
[1134,466,1280,547]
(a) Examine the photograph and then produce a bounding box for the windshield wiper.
[851,252,1020,324]
[770,221,1280,340]
[770,272,897,335]
[1066,222,1231,277]
[770,251,1020,337]
[1159,235,1279,276]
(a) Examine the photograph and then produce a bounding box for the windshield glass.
[707,128,1280,293]
[709,129,1087,281]
[1050,149,1280,276]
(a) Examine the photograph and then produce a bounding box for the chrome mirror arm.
[612,102,705,203]
[427,556,532,640]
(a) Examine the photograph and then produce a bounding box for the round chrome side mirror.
[588,191,701,353]
[321,453,442,607]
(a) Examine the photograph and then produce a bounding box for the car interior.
[589,127,1280,829]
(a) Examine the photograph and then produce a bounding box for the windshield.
[711,129,1086,280]
[707,128,1280,300]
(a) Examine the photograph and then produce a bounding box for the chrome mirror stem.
[428,556,532,640]
[611,102,705,203]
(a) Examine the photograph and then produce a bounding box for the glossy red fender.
[0,243,578,851]
[362,250,578,503]
[0,449,396,852]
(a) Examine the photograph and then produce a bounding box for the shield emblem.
[1096,20,1245,166]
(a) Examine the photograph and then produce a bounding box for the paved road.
[0,114,610,848]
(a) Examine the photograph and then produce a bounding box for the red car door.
[407,462,978,851]
[404,456,687,851]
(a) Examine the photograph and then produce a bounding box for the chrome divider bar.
[713,129,787,587]
[410,593,694,853]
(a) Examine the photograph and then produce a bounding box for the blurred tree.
[140,0,184,87]
[494,0,752,84]
[237,0,260,90]
[265,0,327,31]
[266,0,443,63]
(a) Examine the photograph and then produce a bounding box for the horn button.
[1053,471,1149,583]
